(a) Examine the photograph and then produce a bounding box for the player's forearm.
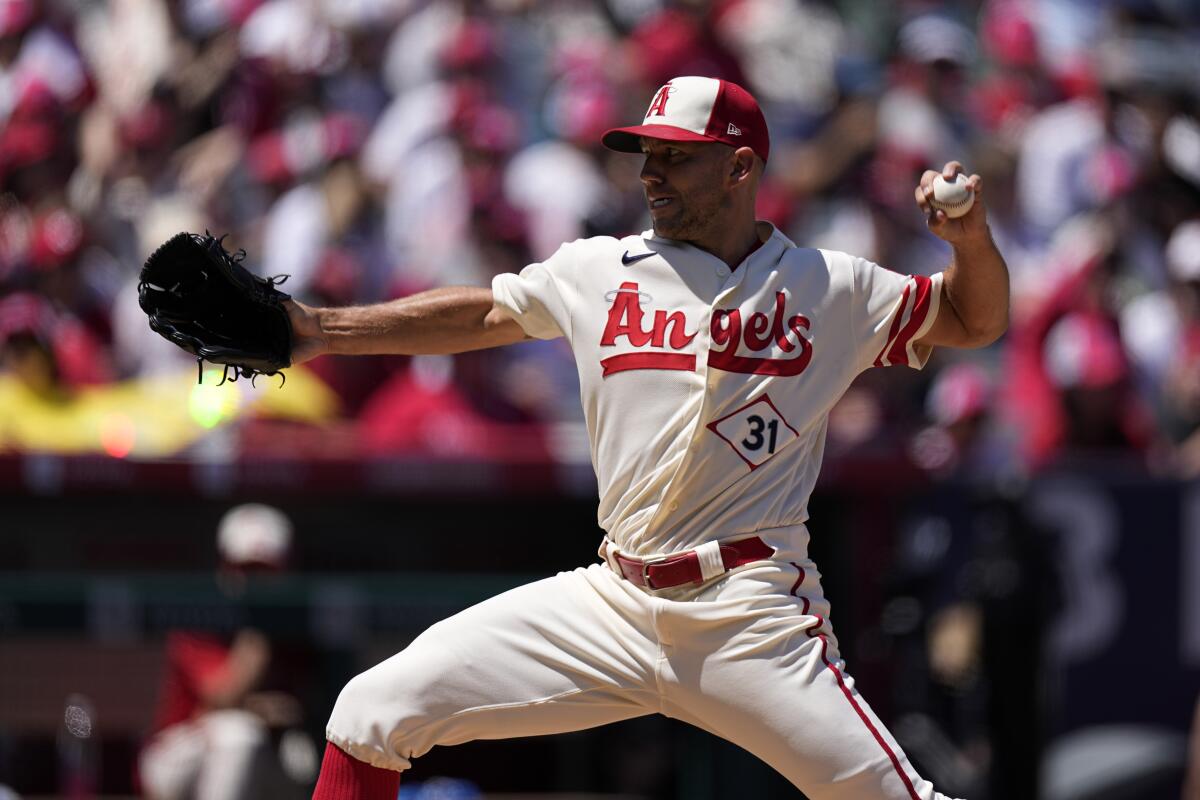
[313,286,522,357]
[200,630,269,709]
[942,226,1010,347]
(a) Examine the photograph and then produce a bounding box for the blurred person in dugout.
[139,504,309,800]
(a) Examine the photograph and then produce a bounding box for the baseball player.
[141,504,304,800]
[291,76,1008,800]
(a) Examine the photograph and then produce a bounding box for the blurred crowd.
[0,0,1198,473]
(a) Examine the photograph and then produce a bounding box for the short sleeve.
[490,242,576,341]
[851,257,943,372]
[166,631,233,693]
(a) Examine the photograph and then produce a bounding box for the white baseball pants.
[326,531,960,800]
[141,710,268,800]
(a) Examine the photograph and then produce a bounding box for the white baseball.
[930,173,974,219]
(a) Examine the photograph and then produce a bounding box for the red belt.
[613,536,776,590]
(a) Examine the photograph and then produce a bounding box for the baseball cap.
[217,503,293,567]
[897,14,976,67]
[602,76,770,163]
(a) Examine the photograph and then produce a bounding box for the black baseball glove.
[138,232,293,385]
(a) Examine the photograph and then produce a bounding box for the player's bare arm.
[286,287,530,364]
[913,160,1010,350]
[198,629,270,710]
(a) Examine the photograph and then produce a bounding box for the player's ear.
[728,147,756,185]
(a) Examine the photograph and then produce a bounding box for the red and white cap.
[602,76,770,163]
[217,503,293,567]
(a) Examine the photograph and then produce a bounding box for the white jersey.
[492,223,942,557]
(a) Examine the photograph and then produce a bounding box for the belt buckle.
[640,555,669,590]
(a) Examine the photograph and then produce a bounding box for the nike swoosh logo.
[622,251,655,266]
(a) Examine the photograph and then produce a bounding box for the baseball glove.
[138,232,293,385]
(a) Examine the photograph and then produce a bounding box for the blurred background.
[1,0,1199,797]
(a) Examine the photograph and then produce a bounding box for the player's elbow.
[960,311,1008,348]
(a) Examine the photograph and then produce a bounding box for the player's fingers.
[915,184,931,210]
[920,169,940,190]
[942,161,963,180]
[968,173,982,195]
[919,179,936,210]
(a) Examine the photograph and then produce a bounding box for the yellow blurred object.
[189,368,245,428]
[0,365,340,456]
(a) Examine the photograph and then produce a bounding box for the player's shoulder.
[809,247,862,268]
[809,247,880,280]
[546,233,663,269]
[774,246,871,300]
[548,234,632,260]
[777,244,861,275]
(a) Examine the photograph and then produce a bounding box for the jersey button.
[717,266,729,277]
[669,501,679,511]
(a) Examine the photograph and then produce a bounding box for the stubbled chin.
[651,220,675,238]
[650,209,682,236]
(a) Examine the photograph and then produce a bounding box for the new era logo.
[727,123,742,136]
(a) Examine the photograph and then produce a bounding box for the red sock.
[311,742,400,800]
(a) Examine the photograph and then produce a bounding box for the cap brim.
[601,124,717,153]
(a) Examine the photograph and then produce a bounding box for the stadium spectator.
[139,503,309,800]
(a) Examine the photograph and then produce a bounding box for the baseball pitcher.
[206,77,1008,800]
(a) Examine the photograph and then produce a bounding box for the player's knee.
[326,654,450,770]
[330,665,405,726]
[328,652,444,734]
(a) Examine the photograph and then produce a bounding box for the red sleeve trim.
[874,275,933,368]
[873,283,911,367]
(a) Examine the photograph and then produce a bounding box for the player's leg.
[142,711,277,800]
[191,709,273,800]
[659,560,962,800]
[140,722,206,800]
[314,564,661,798]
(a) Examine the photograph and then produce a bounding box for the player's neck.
[699,216,766,270]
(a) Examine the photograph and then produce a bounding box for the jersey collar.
[641,221,795,271]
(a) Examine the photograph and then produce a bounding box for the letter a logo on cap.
[601,76,771,163]
[646,83,672,118]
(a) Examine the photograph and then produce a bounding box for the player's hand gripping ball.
[929,173,974,219]
[916,162,986,246]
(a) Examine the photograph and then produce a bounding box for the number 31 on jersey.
[706,395,800,470]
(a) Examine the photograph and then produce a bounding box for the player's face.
[639,139,732,244]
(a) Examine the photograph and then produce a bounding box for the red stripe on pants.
[816,636,921,800]
[788,562,810,615]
